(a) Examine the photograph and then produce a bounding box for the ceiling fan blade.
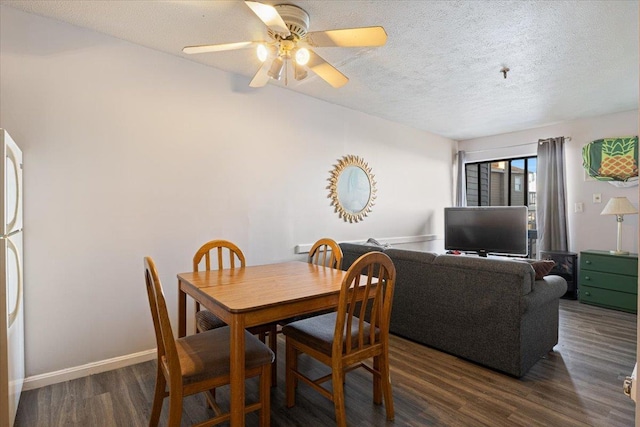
[306,50,349,88]
[249,60,271,88]
[306,26,388,48]
[183,41,256,55]
[245,1,291,37]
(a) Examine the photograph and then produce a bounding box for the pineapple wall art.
[582,136,638,186]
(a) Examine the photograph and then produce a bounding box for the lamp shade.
[600,197,638,216]
[267,56,284,80]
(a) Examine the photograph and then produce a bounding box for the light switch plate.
[593,193,602,203]
[575,202,584,213]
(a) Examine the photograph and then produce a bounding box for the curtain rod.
[462,136,571,155]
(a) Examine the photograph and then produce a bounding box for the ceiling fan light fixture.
[294,63,308,81]
[183,1,387,89]
[295,48,310,65]
[256,44,268,62]
[268,56,284,80]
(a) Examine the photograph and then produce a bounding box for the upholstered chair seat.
[195,310,226,334]
[282,313,378,355]
[176,327,274,385]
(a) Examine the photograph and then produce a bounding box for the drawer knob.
[585,291,591,296]
[585,260,592,264]
[585,276,590,280]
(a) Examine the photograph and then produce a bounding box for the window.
[514,177,522,192]
[465,156,537,256]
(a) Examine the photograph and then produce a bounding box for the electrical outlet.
[593,193,602,203]
[575,202,584,213]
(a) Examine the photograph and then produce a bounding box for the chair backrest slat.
[204,252,211,271]
[217,247,223,269]
[333,252,396,357]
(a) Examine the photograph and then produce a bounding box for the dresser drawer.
[580,285,637,313]
[581,253,638,276]
[580,269,638,293]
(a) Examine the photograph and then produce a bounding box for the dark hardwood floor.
[15,300,636,426]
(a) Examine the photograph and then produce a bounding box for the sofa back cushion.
[384,248,437,264]
[433,255,535,295]
[339,242,385,271]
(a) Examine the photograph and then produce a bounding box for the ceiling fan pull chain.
[284,57,289,86]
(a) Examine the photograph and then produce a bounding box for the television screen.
[444,206,528,257]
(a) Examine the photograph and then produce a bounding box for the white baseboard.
[22,348,157,391]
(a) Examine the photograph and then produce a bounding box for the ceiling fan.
[182,1,387,88]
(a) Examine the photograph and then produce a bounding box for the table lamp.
[600,197,638,255]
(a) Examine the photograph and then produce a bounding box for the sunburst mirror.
[327,155,377,223]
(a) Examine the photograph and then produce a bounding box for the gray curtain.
[455,150,467,207]
[537,137,568,252]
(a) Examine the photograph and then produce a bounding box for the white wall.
[0,6,454,377]
[459,110,639,255]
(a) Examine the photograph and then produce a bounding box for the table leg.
[178,281,186,338]
[230,314,246,426]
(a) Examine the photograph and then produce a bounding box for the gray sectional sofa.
[339,242,567,377]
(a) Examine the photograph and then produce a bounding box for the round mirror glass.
[328,155,377,223]
[337,166,370,214]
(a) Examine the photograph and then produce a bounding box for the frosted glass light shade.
[256,44,268,62]
[295,48,310,65]
[268,56,284,80]
[600,197,638,216]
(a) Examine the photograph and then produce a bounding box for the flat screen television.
[444,206,528,257]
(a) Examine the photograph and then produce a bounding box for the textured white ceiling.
[2,0,638,140]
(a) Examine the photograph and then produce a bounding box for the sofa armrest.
[521,275,567,313]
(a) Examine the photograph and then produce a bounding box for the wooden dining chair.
[193,239,279,385]
[192,239,246,333]
[308,238,343,269]
[282,251,396,427]
[278,238,345,329]
[143,256,273,427]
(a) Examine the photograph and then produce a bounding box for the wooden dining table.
[177,261,350,426]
